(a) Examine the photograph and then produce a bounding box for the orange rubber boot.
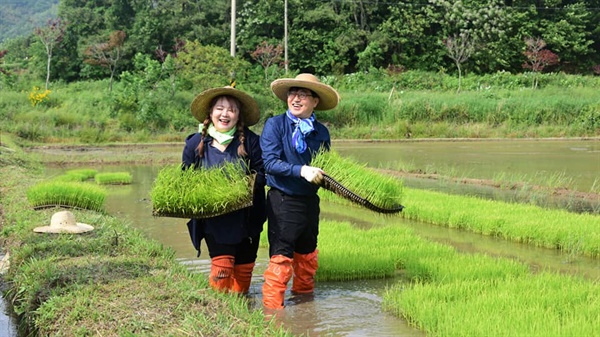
[292,250,318,294]
[262,255,293,309]
[209,255,234,292]
[232,262,255,294]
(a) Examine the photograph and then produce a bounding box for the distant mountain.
[0,0,59,44]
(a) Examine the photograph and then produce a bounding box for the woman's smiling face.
[210,96,240,132]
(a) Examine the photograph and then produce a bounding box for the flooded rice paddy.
[3,139,599,336]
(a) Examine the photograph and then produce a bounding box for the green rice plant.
[151,161,253,218]
[26,181,106,212]
[94,172,132,185]
[66,168,98,180]
[311,149,404,210]
[386,273,600,336]
[316,221,398,281]
[51,168,99,182]
[401,187,600,258]
[52,173,89,182]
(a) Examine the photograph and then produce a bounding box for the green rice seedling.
[66,168,98,180]
[52,173,89,182]
[401,187,600,258]
[151,161,253,218]
[94,172,132,185]
[311,149,404,211]
[26,181,106,212]
[316,221,397,281]
[386,273,600,336]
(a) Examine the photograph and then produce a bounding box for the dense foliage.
[1,0,599,85]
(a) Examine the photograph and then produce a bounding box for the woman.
[182,86,266,294]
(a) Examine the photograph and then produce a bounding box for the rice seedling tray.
[151,162,255,219]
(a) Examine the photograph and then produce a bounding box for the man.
[260,73,340,309]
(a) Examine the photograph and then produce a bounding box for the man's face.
[286,88,319,119]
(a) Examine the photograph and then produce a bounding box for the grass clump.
[26,181,106,212]
[151,161,254,218]
[312,149,404,210]
[94,171,132,185]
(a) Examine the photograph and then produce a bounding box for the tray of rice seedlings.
[311,149,404,214]
[26,181,107,212]
[151,161,255,219]
[95,172,132,185]
[51,168,98,182]
[66,168,98,180]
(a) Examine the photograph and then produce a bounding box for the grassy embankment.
[1,71,599,144]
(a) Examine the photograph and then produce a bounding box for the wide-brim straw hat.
[271,73,340,111]
[33,210,94,234]
[190,86,260,126]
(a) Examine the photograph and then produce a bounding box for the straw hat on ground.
[190,86,260,126]
[33,211,94,234]
[271,73,340,111]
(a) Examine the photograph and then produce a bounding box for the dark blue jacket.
[182,128,266,256]
[260,113,330,197]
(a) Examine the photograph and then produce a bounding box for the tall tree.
[34,18,66,89]
[522,37,559,88]
[84,30,126,92]
[444,33,476,93]
[251,41,284,80]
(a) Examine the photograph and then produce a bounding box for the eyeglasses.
[287,91,313,100]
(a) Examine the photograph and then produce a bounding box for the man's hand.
[300,166,324,185]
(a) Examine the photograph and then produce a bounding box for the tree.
[84,31,126,93]
[522,37,559,89]
[0,50,8,75]
[155,39,186,97]
[443,33,475,93]
[251,41,284,80]
[34,18,67,90]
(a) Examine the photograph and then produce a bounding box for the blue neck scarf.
[286,110,315,154]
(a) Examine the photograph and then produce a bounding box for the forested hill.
[0,0,59,43]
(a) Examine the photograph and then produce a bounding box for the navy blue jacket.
[182,128,266,256]
[260,113,330,197]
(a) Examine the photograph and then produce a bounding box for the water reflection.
[334,139,600,193]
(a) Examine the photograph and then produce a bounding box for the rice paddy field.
[2,138,599,336]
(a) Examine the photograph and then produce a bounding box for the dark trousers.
[266,188,320,258]
[204,234,260,265]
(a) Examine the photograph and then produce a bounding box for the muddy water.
[334,139,599,193]
[5,139,599,336]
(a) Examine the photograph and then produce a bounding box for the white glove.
[300,165,324,185]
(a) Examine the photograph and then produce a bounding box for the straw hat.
[190,86,260,126]
[271,73,340,111]
[33,211,94,234]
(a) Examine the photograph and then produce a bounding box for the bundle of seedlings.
[151,161,255,219]
[312,149,404,213]
[52,168,98,182]
[26,181,107,212]
[66,168,98,179]
[95,172,132,185]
